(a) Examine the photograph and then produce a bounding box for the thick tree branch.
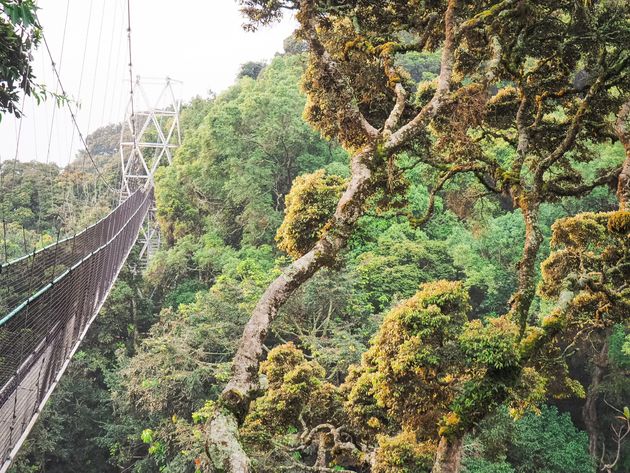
[544,168,620,199]
[383,82,407,135]
[457,0,515,35]
[299,6,379,140]
[512,91,530,179]
[534,63,606,186]
[206,145,377,472]
[385,0,458,150]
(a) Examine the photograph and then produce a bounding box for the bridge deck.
[0,189,152,472]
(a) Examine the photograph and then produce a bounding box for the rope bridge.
[0,188,152,472]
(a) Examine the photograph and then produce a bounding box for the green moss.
[345,281,470,436]
[608,210,630,234]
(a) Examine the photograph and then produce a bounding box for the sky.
[0,0,297,165]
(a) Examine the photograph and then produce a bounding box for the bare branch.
[534,53,607,186]
[411,164,479,227]
[544,167,620,199]
[385,0,459,150]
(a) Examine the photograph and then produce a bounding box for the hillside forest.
[1,1,629,473]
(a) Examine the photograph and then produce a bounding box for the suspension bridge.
[0,1,181,471]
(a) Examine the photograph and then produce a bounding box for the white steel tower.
[119,76,181,265]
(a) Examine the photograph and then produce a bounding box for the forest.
[1,1,629,473]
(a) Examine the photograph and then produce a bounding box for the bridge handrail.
[0,187,152,471]
[0,190,146,318]
[0,189,151,328]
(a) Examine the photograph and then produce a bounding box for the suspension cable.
[126,0,138,153]
[40,34,115,193]
[100,0,121,126]
[43,0,70,167]
[85,0,107,145]
[68,0,95,165]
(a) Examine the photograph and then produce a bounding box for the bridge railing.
[0,188,152,472]
[0,190,147,317]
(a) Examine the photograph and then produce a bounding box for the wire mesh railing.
[0,188,152,472]
[0,190,147,316]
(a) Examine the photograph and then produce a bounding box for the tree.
[205,1,629,471]
[462,406,593,473]
[0,0,41,119]
[154,54,347,249]
[237,61,266,80]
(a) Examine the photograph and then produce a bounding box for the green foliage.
[463,407,593,473]
[241,343,347,470]
[460,316,520,370]
[395,51,440,83]
[0,0,40,119]
[163,278,206,309]
[276,169,346,258]
[345,281,470,438]
[609,324,630,370]
[237,61,266,79]
[464,458,515,473]
[539,212,629,327]
[373,431,434,473]
[352,222,459,314]
[155,53,347,248]
[242,343,327,439]
[448,211,525,315]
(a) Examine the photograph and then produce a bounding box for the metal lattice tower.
[119,77,181,265]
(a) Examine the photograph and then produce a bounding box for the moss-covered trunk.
[433,436,463,473]
[206,145,377,472]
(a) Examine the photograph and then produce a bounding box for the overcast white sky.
[0,0,297,165]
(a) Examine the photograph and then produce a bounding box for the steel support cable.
[84,0,107,148]
[38,0,70,253]
[126,0,139,165]
[107,17,126,126]
[0,188,152,472]
[100,0,121,126]
[68,0,95,165]
[40,33,115,193]
[43,0,70,165]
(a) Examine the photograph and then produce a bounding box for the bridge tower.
[119,77,181,265]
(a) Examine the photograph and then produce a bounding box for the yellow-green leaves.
[460,316,521,369]
[276,170,347,259]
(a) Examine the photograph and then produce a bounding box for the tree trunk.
[583,339,609,460]
[433,436,463,473]
[206,413,250,473]
[510,198,543,335]
[203,2,459,468]
[615,100,630,210]
[618,156,630,210]
[206,145,377,472]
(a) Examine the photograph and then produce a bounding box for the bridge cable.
[126,0,139,166]
[37,0,70,252]
[100,0,121,127]
[84,0,107,149]
[40,34,116,194]
[68,0,95,168]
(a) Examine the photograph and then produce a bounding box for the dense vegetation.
[2,1,629,473]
